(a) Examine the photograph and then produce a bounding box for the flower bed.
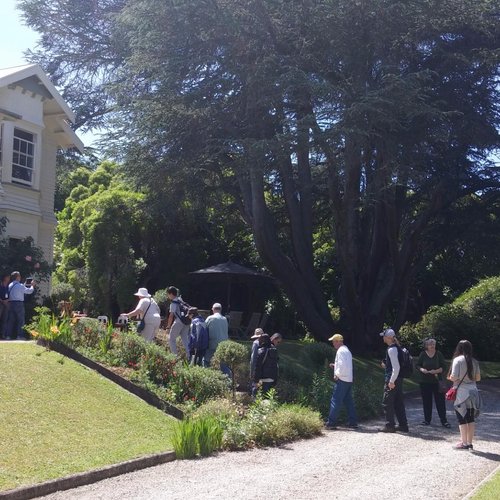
[27,308,324,459]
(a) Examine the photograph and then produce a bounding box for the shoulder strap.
[143,298,152,317]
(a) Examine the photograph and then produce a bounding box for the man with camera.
[6,271,34,340]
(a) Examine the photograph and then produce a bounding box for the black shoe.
[420,421,430,426]
[324,423,338,430]
[347,424,359,429]
[395,426,409,433]
[442,422,451,428]
[378,426,396,433]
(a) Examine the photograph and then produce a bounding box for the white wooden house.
[0,64,83,274]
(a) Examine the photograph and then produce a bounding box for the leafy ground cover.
[0,342,175,492]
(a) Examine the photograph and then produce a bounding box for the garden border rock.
[0,451,175,500]
[36,340,184,420]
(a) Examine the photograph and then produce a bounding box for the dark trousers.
[382,378,408,428]
[192,349,207,366]
[0,302,9,338]
[6,301,25,339]
[420,383,448,424]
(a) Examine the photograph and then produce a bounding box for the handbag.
[438,379,450,394]
[445,371,467,401]
[136,299,152,334]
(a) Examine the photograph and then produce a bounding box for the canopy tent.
[188,261,275,315]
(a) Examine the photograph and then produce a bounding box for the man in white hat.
[324,333,358,430]
[204,302,229,368]
[379,328,409,433]
[124,287,161,342]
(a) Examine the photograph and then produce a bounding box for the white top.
[387,345,400,383]
[451,355,480,406]
[138,298,161,321]
[8,281,34,302]
[334,345,353,382]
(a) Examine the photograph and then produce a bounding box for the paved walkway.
[40,380,500,500]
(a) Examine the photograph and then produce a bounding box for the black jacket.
[254,346,279,382]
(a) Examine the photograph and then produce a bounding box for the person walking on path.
[204,302,229,370]
[448,339,481,450]
[325,333,358,430]
[124,288,161,342]
[379,328,409,433]
[5,271,34,340]
[416,338,450,427]
[166,286,190,357]
[187,307,209,366]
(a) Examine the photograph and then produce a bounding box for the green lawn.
[473,470,500,499]
[0,342,175,492]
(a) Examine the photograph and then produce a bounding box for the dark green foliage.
[211,340,249,397]
[399,277,500,361]
[172,365,230,406]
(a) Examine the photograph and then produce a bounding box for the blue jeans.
[327,379,357,426]
[6,301,25,339]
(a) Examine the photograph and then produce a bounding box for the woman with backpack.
[416,338,450,428]
[448,340,481,450]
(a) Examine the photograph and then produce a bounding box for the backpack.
[398,346,414,379]
[173,298,191,325]
[190,317,209,351]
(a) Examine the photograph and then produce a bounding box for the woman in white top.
[448,340,481,450]
[125,287,161,342]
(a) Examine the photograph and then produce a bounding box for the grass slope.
[0,342,175,491]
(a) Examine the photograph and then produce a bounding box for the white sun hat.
[134,287,151,298]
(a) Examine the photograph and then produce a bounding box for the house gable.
[0,64,83,271]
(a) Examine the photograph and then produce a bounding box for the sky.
[1,0,96,146]
[0,0,39,68]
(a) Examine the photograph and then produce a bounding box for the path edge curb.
[462,463,500,499]
[0,451,176,500]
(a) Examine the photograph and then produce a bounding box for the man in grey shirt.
[204,302,229,369]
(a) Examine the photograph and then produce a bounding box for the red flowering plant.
[139,344,179,385]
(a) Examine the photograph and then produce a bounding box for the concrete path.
[40,380,500,500]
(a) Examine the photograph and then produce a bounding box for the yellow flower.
[30,330,39,338]
[50,325,60,334]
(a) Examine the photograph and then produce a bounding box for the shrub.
[221,393,323,449]
[304,369,333,418]
[139,343,178,385]
[211,340,249,397]
[170,365,230,405]
[71,318,105,349]
[193,398,241,424]
[271,404,323,438]
[50,282,75,305]
[399,276,500,361]
[353,377,382,420]
[302,342,335,368]
[112,331,148,367]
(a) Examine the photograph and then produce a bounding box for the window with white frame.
[12,128,35,185]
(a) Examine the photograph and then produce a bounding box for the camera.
[25,277,33,285]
